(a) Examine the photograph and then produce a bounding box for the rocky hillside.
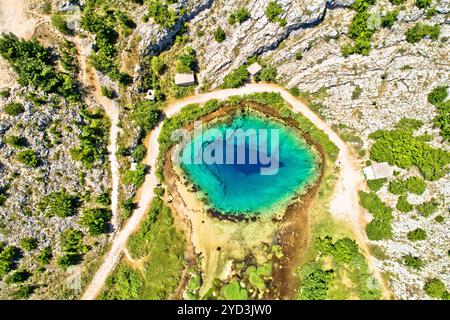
[0,0,449,300]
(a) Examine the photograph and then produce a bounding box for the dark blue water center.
[179,114,318,216]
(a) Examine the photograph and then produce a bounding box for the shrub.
[403,254,424,270]
[0,34,80,101]
[407,228,426,241]
[42,1,52,14]
[0,189,7,206]
[57,229,86,269]
[396,195,413,213]
[0,88,10,98]
[265,2,283,23]
[19,237,38,251]
[132,144,146,163]
[175,46,197,73]
[132,101,161,132]
[359,191,393,240]
[0,246,21,278]
[428,86,449,142]
[435,215,444,223]
[369,124,450,181]
[13,284,35,299]
[297,263,334,300]
[221,280,249,300]
[39,190,77,218]
[4,102,25,116]
[51,14,73,35]
[289,87,300,96]
[147,0,179,29]
[417,199,438,217]
[101,264,141,300]
[96,192,111,207]
[332,238,359,263]
[115,10,136,29]
[405,23,440,43]
[123,164,147,186]
[6,269,31,283]
[381,10,398,29]
[154,186,165,197]
[5,136,27,148]
[70,108,109,168]
[221,65,249,88]
[228,8,250,25]
[395,118,424,132]
[388,176,426,195]
[80,208,111,235]
[428,86,448,105]
[37,247,52,266]
[424,278,449,299]
[121,198,137,219]
[415,0,431,9]
[257,66,277,83]
[16,149,39,167]
[367,178,386,191]
[101,86,116,99]
[343,0,376,56]
[295,50,303,60]
[214,27,226,43]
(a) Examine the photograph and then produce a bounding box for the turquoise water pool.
[179,113,319,216]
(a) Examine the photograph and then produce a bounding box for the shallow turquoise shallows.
[179,114,318,216]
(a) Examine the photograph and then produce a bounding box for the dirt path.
[71,37,122,234]
[81,83,389,300]
[0,0,37,39]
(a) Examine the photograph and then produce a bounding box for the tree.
[214,27,226,43]
[16,149,39,167]
[80,208,111,235]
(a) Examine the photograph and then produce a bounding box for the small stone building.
[174,73,195,86]
[247,62,262,76]
[363,162,394,180]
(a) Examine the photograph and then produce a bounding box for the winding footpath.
[82,83,389,299]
